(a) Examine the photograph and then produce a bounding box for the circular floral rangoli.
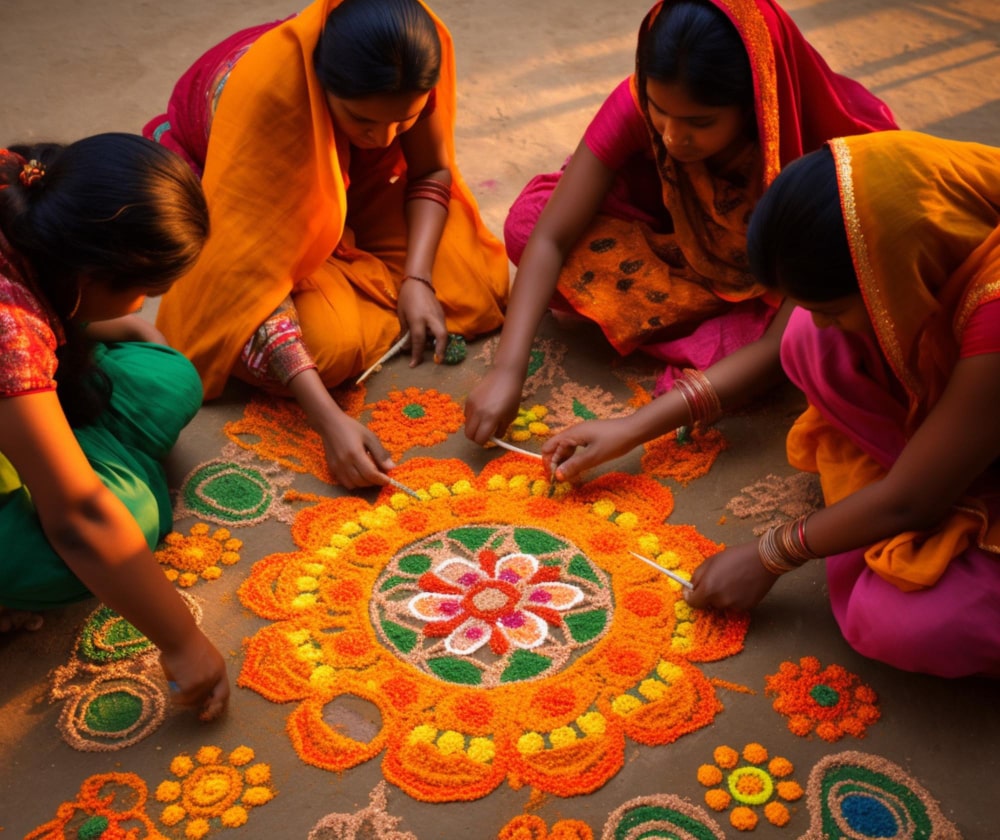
[374,524,610,687]
[236,454,749,802]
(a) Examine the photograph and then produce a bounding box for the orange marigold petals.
[368,387,465,460]
[642,426,727,485]
[705,788,732,811]
[23,773,162,839]
[763,800,791,826]
[622,589,664,617]
[499,814,548,839]
[730,806,758,830]
[698,764,725,786]
[776,779,804,800]
[788,715,814,736]
[714,745,740,768]
[234,454,746,801]
[768,756,794,777]
[765,656,880,742]
[699,742,801,830]
[156,523,243,586]
[224,397,341,484]
[549,819,594,839]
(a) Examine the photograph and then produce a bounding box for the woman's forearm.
[287,366,348,434]
[626,301,792,443]
[403,168,450,280]
[491,237,567,374]
[46,488,201,654]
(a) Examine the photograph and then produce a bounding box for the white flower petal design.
[444,617,493,655]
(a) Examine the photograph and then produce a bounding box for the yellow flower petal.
[436,730,466,755]
[517,732,545,754]
[549,726,577,748]
[408,725,437,745]
[468,737,496,763]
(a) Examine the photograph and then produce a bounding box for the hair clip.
[19,159,45,188]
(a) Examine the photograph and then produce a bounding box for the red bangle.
[405,177,451,210]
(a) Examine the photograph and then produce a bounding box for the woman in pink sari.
[683,131,1000,678]
[465,0,896,447]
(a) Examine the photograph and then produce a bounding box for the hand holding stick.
[357,331,411,385]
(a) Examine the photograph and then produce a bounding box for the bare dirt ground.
[2,1,999,837]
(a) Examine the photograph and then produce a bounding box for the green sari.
[0,341,201,609]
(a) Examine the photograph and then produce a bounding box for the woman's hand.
[320,411,396,489]
[685,541,778,611]
[160,627,230,722]
[287,368,395,488]
[541,416,642,482]
[398,278,449,367]
[464,367,526,446]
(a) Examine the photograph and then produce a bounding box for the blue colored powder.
[842,793,898,837]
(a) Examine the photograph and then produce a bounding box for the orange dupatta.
[631,0,898,303]
[791,131,1000,589]
[155,0,493,398]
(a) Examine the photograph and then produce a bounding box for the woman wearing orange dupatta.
[686,131,1000,678]
[466,0,896,451]
[145,0,508,488]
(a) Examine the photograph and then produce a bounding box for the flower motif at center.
[410,550,584,656]
[374,524,609,686]
[237,455,749,802]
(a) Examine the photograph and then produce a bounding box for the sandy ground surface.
[2,1,1000,838]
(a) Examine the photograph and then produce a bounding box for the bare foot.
[0,607,44,632]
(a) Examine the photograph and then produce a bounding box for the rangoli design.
[156,523,243,588]
[49,593,202,752]
[502,404,551,444]
[697,743,803,830]
[223,386,366,484]
[476,335,568,398]
[307,782,417,840]
[546,382,631,430]
[765,657,880,742]
[726,473,823,535]
[600,794,727,839]
[498,814,594,839]
[24,772,165,840]
[801,751,961,839]
[609,361,658,408]
[236,454,748,802]
[155,745,275,838]
[367,387,466,460]
[24,745,276,840]
[641,426,728,486]
[172,442,297,527]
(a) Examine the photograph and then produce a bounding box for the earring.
[67,287,82,320]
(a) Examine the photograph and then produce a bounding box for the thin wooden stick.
[488,436,544,460]
[627,550,694,590]
[385,475,422,499]
[356,331,410,384]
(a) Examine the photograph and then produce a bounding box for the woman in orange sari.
[685,131,1000,678]
[145,0,509,488]
[465,0,896,448]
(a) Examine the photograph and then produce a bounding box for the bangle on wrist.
[671,367,722,427]
[402,274,434,292]
[757,514,818,575]
[405,177,451,210]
